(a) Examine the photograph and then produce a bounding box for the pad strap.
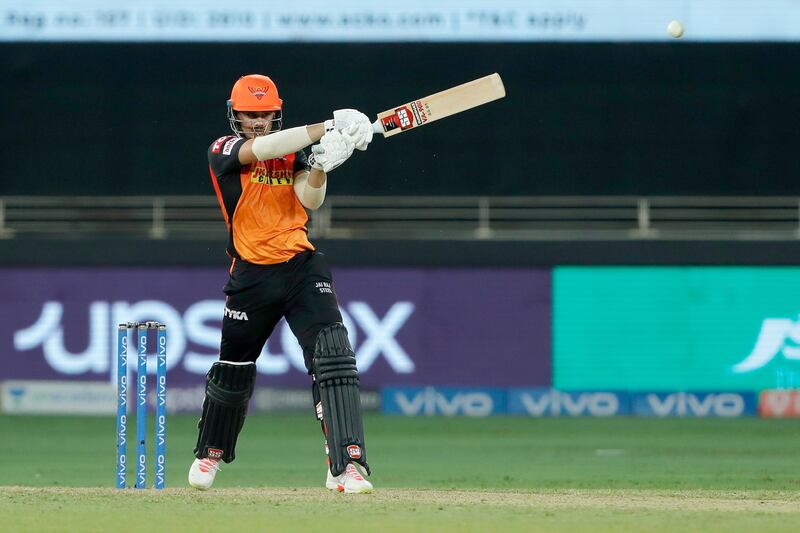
[194,361,256,463]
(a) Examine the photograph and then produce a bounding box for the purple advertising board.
[0,268,551,388]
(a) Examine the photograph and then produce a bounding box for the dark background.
[3,42,799,197]
[3,237,800,267]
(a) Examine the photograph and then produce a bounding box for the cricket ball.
[667,20,684,39]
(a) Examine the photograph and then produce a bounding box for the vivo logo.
[158,334,167,369]
[118,414,126,445]
[643,393,745,417]
[514,390,620,417]
[157,376,166,406]
[138,374,146,405]
[156,454,165,484]
[118,376,127,407]
[117,454,126,484]
[392,387,495,417]
[13,300,415,379]
[156,415,166,445]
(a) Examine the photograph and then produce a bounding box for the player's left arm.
[293,127,359,210]
[293,149,328,210]
[293,169,327,210]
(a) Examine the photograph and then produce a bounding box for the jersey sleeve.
[208,136,246,177]
[294,149,311,173]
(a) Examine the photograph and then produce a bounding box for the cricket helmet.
[227,74,283,136]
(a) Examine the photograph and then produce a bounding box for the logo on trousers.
[224,306,249,321]
[208,448,224,459]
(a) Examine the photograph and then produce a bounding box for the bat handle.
[371,120,384,135]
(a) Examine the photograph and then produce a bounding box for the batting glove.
[308,129,356,173]
[324,109,373,151]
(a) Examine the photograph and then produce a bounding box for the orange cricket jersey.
[208,135,314,264]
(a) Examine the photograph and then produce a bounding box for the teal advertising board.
[554,267,800,392]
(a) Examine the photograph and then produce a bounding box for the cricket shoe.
[325,463,373,494]
[188,457,221,490]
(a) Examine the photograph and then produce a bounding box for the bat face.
[371,73,506,138]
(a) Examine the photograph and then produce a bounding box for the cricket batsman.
[188,74,373,493]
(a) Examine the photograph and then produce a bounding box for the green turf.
[2,487,799,533]
[2,414,800,490]
[2,415,800,531]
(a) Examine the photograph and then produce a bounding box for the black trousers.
[220,250,343,372]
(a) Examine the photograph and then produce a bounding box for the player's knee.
[311,323,358,381]
[194,360,257,463]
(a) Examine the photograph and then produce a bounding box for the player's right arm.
[237,124,326,165]
[237,109,374,165]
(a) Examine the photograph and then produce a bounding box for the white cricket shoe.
[325,463,373,494]
[188,457,221,490]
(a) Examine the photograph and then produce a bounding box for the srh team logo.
[248,86,270,100]
[346,445,362,459]
[208,448,224,459]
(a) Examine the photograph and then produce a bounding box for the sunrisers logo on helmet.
[227,74,284,137]
[248,86,270,100]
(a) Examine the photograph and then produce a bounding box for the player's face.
[238,111,277,138]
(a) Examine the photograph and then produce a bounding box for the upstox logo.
[733,315,800,373]
[13,299,415,378]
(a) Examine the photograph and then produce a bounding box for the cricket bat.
[371,73,506,138]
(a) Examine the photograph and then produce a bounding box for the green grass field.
[2,414,800,531]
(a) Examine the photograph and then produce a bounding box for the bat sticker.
[410,100,428,126]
